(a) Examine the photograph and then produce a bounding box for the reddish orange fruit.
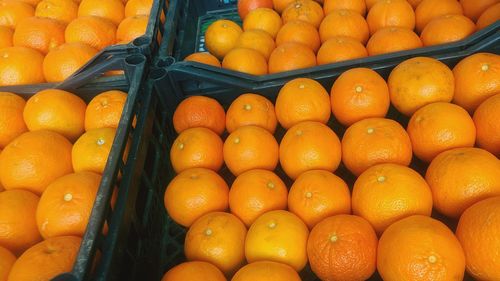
[319,9,369,44]
[173,96,225,135]
[222,47,268,76]
[420,15,476,47]
[238,0,274,19]
[161,261,226,281]
[316,36,368,65]
[225,93,277,134]
[232,261,301,281]
[366,0,415,35]
[184,52,221,67]
[281,0,324,28]
[473,93,500,156]
[366,27,423,56]
[205,19,243,59]
[0,92,27,149]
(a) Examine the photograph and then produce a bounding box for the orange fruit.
[0,46,45,86]
[222,48,268,76]
[365,0,381,9]
[229,169,288,227]
[161,261,226,281]
[420,14,476,47]
[125,0,154,17]
[184,52,221,67]
[245,210,309,271]
[77,0,124,26]
[323,0,366,16]
[407,0,423,8]
[268,42,317,74]
[205,19,242,60]
[12,16,65,54]
[316,36,368,65]
[460,0,498,22]
[352,163,433,234]
[366,27,422,56]
[0,190,41,256]
[116,15,147,43]
[0,0,35,29]
[7,236,81,281]
[279,121,342,180]
[476,3,500,30]
[407,102,476,162]
[0,26,13,48]
[172,96,225,135]
[35,0,78,24]
[0,92,27,148]
[388,56,454,116]
[415,0,463,33]
[272,0,295,13]
[426,147,500,218]
[184,212,247,275]
[452,52,500,113]
[473,93,500,156]
[275,78,330,129]
[0,246,16,281]
[164,168,229,228]
[330,67,390,126]
[456,196,500,281]
[235,29,276,59]
[238,0,274,19]
[281,0,324,28]
[276,20,320,53]
[288,170,350,229]
[43,42,99,83]
[319,9,369,44]
[243,8,282,38]
[366,0,415,35]
[232,261,301,281]
[65,16,117,50]
[170,127,224,173]
[0,130,73,195]
[84,90,127,131]
[23,89,86,142]
[307,215,377,281]
[225,93,277,134]
[342,118,413,176]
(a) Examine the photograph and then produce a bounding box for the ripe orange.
[420,14,476,47]
[229,169,288,227]
[184,52,221,67]
[323,0,366,16]
[276,20,320,53]
[225,93,277,134]
[272,0,295,13]
[415,0,463,33]
[426,147,500,218]
[16,0,42,6]
[222,48,268,76]
[245,210,309,271]
[452,52,500,113]
[205,20,243,60]
[65,16,117,50]
[366,0,415,35]
[85,90,127,131]
[35,0,78,24]
[0,190,41,256]
[365,0,380,9]
[243,8,282,38]
[342,118,413,176]
[116,15,148,43]
[407,102,476,162]
[279,121,342,180]
[318,9,369,44]
[366,27,422,56]
[456,196,500,281]
[0,246,15,281]
[281,0,324,28]
[407,0,423,8]
[388,56,454,116]
[172,96,225,135]
[184,212,247,275]
[161,261,226,281]
[12,16,65,54]
[378,215,465,281]
[275,78,330,129]
[476,3,500,30]
[0,0,35,29]
[43,42,99,82]
[0,92,27,148]
[460,0,498,22]
[235,29,276,59]
[268,42,317,74]
[316,36,368,65]
[0,46,45,86]
[232,261,301,281]
[330,67,390,126]
[78,0,124,25]
[0,26,13,48]
[170,127,224,173]
[0,130,73,195]
[238,0,274,19]
[473,94,500,156]
[125,0,154,17]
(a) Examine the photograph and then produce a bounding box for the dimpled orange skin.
[161,261,226,281]
[184,52,221,67]
[43,42,99,83]
[281,0,324,28]
[420,15,476,47]
[64,16,117,51]
[222,47,268,76]
[225,93,277,134]
[318,9,369,44]
[116,15,148,43]
[235,29,276,60]
[316,36,368,65]
[243,8,282,38]
[0,92,28,148]
[473,94,500,156]
[366,0,415,35]
[366,27,423,56]
[35,0,79,24]
[231,261,302,281]
[414,0,463,33]
[323,0,366,16]
[0,47,45,86]
[0,0,35,29]
[275,20,320,53]
[173,96,226,135]
[85,90,127,131]
[77,0,124,26]
[12,17,66,55]
[205,19,243,59]
[476,3,500,30]
[268,42,317,74]
[0,246,16,281]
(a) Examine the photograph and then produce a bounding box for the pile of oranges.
[0,89,128,281]
[163,52,500,281]
[0,0,156,86]
[184,0,500,75]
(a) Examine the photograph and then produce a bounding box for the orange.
[407,102,476,162]
[0,46,45,86]
[16,0,42,6]
[232,261,301,281]
[43,42,99,82]
[205,19,242,60]
[365,0,381,9]
[245,210,309,271]
[0,130,73,195]
[85,90,127,131]
[275,78,330,129]
[0,26,13,48]
[170,127,224,173]
[65,16,117,50]
[238,0,274,19]
[0,92,28,148]
[288,170,350,229]
[330,67,389,126]
[161,261,226,281]
[78,0,124,25]
[234,29,275,59]
[125,0,154,17]
[12,16,65,54]
[225,93,277,134]
[0,0,35,29]
[23,89,86,142]
[279,121,342,180]
[35,0,78,24]
[222,48,268,76]
[319,10,369,44]
[341,118,412,176]
[276,20,320,53]
[366,27,422,56]
[456,196,500,281]
[243,8,282,38]
[307,215,378,281]
[323,0,366,16]
[184,212,247,275]
[0,190,41,256]
[426,147,500,218]
[272,0,295,13]
[164,168,229,228]
[316,36,368,65]
[268,42,317,74]
[407,0,423,8]
[0,246,15,281]
[352,163,433,234]
[388,56,454,116]
[460,0,498,22]
[420,14,476,47]
[366,0,415,35]
[116,15,148,43]
[281,0,324,28]
[184,52,221,67]
[473,93,500,156]
[172,96,225,135]
[452,52,500,113]
[415,0,463,33]
[7,236,81,281]
[476,3,500,30]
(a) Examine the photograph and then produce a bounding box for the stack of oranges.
[0,88,128,281]
[184,0,500,75]
[163,51,500,281]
